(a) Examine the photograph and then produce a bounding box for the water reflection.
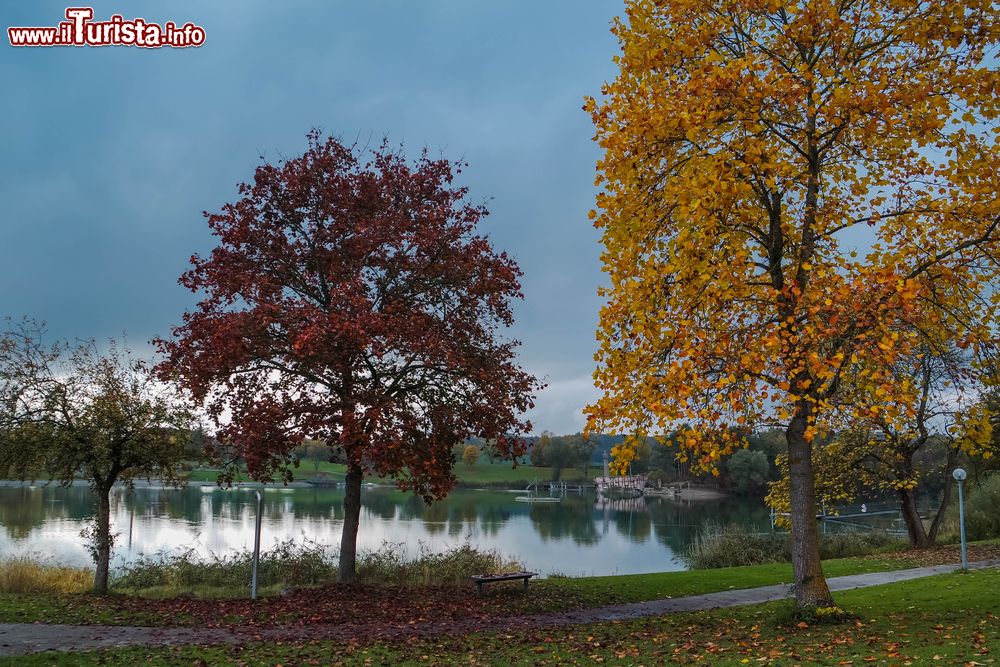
[0,484,771,577]
[528,496,602,545]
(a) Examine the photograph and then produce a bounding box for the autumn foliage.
[768,342,996,548]
[586,0,999,608]
[158,132,539,581]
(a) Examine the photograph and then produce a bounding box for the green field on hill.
[185,460,598,487]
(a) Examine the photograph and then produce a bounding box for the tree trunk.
[899,488,929,548]
[93,486,112,594]
[786,409,834,610]
[896,451,930,548]
[928,449,959,543]
[338,463,363,583]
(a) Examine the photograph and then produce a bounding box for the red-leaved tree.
[158,132,540,582]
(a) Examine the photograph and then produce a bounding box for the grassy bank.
[0,541,524,599]
[3,564,996,665]
[0,546,963,628]
[0,559,92,595]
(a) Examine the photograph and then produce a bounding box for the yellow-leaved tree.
[767,341,996,549]
[586,0,999,609]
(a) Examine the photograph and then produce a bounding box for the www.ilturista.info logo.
[8,7,205,48]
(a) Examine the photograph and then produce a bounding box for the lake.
[0,483,772,577]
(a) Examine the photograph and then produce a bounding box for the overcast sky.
[0,1,622,434]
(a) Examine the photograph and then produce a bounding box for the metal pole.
[954,468,968,571]
[127,491,134,549]
[958,479,968,570]
[251,489,263,599]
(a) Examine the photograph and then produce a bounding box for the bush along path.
[0,559,996,657]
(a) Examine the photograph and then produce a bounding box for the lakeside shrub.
[0,557,92,594]
[818,530,902,560]
[685,523,787,568]
[110,539,522,594]
[935,473,1000,542]
[963,474,1000,541]
[684,523,906,569]
[357,541,523,587]
[112,539,335,591]
[937,472,1000,544]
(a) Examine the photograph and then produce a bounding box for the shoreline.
[0,476,737,497]
[645,485,731,501]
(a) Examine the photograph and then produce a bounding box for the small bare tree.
[0,319,193,593]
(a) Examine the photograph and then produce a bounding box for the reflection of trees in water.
[123,487,346,526]
[446,503,469,537]
[0,487,48,538]
[462,502,479,524]
[362,492,399,520]
[452,502,479,537]
[611,507,652,543]
[171,486,352,526]
[528,496,600,545]
[0,485,98,539]
[0,485,526,543]
[2,485,771,561]
[422,501,449,535]
[140,486,203,523]
[122,488,151,519]
[648,496,771,553]
[478,505,511,537]
[398,493,428,521]
[395,492,515,538]
[56,486,97,521]
[591,495,653,543]
[212,489,273,522]
[289,489,344,521]
[647,497,697,553]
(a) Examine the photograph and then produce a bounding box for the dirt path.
[1,559,996,657]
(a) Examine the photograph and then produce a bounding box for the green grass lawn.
[536,554,921,607]
[4,565,995,665]
[0,552,924,626]
[455,461,595,485]
[185,460,595,487]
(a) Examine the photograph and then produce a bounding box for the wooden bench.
[470,571,538,594]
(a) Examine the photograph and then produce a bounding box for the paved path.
[519,559,999,625]
[0,624,238,658]
[1,560,996,657]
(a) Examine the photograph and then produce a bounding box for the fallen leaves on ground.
[872,544,1000,568]
[113,583,540,630]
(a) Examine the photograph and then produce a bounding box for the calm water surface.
[0,483,771,576]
